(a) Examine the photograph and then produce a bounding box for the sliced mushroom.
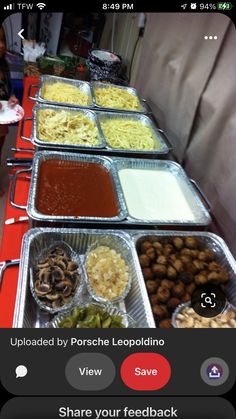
[46,292,61,301]
[67,261,79,271]
[37,261,50,269]
[34,280,51,296]
[33,246,80,309]
[54,258,67,270]
[50,267,64,282]
[39,268,51,283]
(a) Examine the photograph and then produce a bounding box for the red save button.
[120,352,171,391]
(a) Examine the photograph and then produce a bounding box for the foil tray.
[30,105,170,156]
[29,241,84,315]
[171,301,236,328]
[35,75,93,108]
[13,228,155,328]
[96,111,169,155]
[113,158,211,226]
[49,302,137,329]
[91,81,146,113]
[27,151,127,223]
[32,103,106,150]
[25,154,211,227]
[131,230,236,316]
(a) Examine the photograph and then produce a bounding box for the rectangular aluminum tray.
[27,151,127,223]
[96,111,169,155]
[35,75,93,108]
[13,228,155,328]
[31,103,106,150]
[130,230,236,311]
[113,158,211,226]
[91,81,146,113]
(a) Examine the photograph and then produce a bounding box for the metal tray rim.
[27,151,128,223]
[36,75,93,109]
[13,228,156,328]
[112,157,211,226]
[90,81,146,114]
[96,110,169,154]
[32,103,106,150]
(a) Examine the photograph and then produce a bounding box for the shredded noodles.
[37,109,99,146]
[100,119,159,150]
[42,82,90,105]
[94,86,140,110]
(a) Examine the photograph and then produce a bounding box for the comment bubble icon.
[15,365,28,378]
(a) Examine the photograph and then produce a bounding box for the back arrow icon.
[18,29,24,40]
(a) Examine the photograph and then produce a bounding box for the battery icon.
[217,2,233,10]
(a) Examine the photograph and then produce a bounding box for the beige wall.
[99,13,143,85]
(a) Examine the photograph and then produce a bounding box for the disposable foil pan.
[83,236,132,304]
[113,158,211,226]
[131,230,236,327]
[29,241,84,314]
[96,111,169,155]
[27,151,127,223]
[91,81,146,113]
[35,75,93,108]
[171,302,236,328]
[31,103,106,150]
[49,301,137,328]
[13,228,155,328]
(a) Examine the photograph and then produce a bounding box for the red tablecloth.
[0,77,38,327]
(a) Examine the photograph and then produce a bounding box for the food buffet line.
[0,75,236,329]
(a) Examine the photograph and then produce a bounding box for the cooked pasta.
[37,109,99,146]
[94,86,140,110]
[42,82,90,105]
[100,119,159,150]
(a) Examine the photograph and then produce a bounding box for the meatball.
[208,262,221,272]
[181,293,191,303]
[203,249,215,261]
[190,250,199,258]
[146,247,156,261]
[167,265,177,279]
[172,284,185,298]
[167,297,181,310]
[150,294,159,305]
[140,241,153,253]
[142,268,154,281]
[156,286,171,303]
[193,260,206,271]
[194,273,208,285]
[185,237,198,249]
[180,248,192,257]
[161,279,174,289]
[159,318,172,328]
[184,262,198,275]
[172,259,184,273]
[152,304,169,320]
[180,255,192,264]
[198,251,209,261]
[156,255,167,265]
[152,264,167,278]
[139,254,150,268]
[169,254,177,263]
[185,282,196,295]
[163,244,174,256]
[178,271,193,284]
[152,241,163,252]
[146,280,158,294]
[207,272,221,283]
[173,237,184,249]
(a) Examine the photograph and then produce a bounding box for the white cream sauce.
[119,169,196,221]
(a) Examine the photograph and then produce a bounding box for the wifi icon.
[36,2,46,9]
